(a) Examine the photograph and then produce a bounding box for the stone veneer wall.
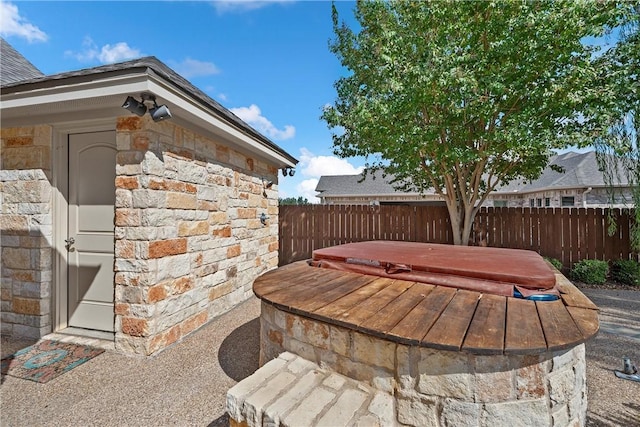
[1,118,280,355]
[260,302,587,427]
[114,116,279,355]
[0,125,53,338]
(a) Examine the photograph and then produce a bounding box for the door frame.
[52,120,116,333]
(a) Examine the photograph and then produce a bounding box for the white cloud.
[212,0,294,14]
[299,147,364,177]
[65,37,141,64]
[0,1,48,42]
[169,57,220,78]
[230,104,295,140]
[297,178,321,203]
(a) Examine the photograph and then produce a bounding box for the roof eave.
[1,64,297,168]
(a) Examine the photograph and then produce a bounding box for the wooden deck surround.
[253,261,599,355]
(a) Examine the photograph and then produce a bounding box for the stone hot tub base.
[257,301,586,426]
[230,242,599,426]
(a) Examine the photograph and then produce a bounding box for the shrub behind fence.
[278,205,635,269]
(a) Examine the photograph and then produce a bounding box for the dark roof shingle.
[0,38,44,85]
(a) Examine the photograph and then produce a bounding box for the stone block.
[115,209,141,227]
[115,176,139,190]
[418,349,474,401]
[12,297,40,315]
[473,355,515,403]
[227,356,288,422]
[227,244,242,258]
[397,390,439,427]
[323,373,346,390]
[548,366,576,406]
[482,398,550,427]
[317,388,368,427]
[0,215,28,231]
[2,247,32,269]
[516,355,549,399]
[167,192,197,209]
[282,387,335,427]
[178,220,209,236]
[353,331,396,371]
[368,391,396,427]
[244,371,297,426]
[552,405,569,427]
[148,238,187,258]
[440,398,481,427]
[121,317,149,337]
[264,370,322,427]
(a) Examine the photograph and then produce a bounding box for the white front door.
[67,131,116,332]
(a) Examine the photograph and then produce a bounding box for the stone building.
[0,39,297,355]
[316,151,632,208]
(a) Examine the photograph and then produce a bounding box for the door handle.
[65,237,76,252]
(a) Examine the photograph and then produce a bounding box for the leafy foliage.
[323,0,626,244]
[611,259,640,286]
[544,257,563,272]
[279,197,311,205]
[571,259,610,285]
[593,4,640,251]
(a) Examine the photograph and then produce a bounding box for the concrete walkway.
[1,288,638,427]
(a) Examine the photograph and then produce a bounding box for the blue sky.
[1,0,366,202]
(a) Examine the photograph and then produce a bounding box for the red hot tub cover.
[310,241,558,297]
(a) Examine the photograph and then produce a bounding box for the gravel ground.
[579,288,640,427]
[1,297,262,427]
[1,288,638,426]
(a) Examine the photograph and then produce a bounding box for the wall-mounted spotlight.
[122,93,172,122]
[281,167,295,177]
[122,96,147,116]
[260,212,269,226]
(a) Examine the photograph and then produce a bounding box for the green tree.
[323,0,623,245]
[279,196,311,205]
[594,4,640,250]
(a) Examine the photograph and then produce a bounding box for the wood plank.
[505,298,547,354]
[422,289,481,351]
[340,279,415,326]
[388,285,457,344]
[254,262,348,297]
[555,274,599,310]
[537,299,584,351]
[265,271,371,311]
[314,277,396,318]
[253,262,320,297]
[566,306,599,341]
[296,274,379,312]
[462,294,506,355]
[366,282,435,334]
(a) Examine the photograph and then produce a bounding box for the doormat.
[1,339,104,383]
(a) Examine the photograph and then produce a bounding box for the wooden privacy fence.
[278,205,635,269]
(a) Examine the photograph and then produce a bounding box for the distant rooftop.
[316,151,629,198]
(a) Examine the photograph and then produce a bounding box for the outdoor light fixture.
[260,212,268,226]
[281,167,295,177]
[122,93,172,122]
[122,96,147,116]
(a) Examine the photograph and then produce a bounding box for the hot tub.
[254,241,598,426]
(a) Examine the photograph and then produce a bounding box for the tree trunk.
[444,197,478,246]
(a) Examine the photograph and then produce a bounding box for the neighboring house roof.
[496,151,629,194]
[316,151,629,200]
[0,38,44,85]
[315,169,428,197]
[0,38,297,168]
